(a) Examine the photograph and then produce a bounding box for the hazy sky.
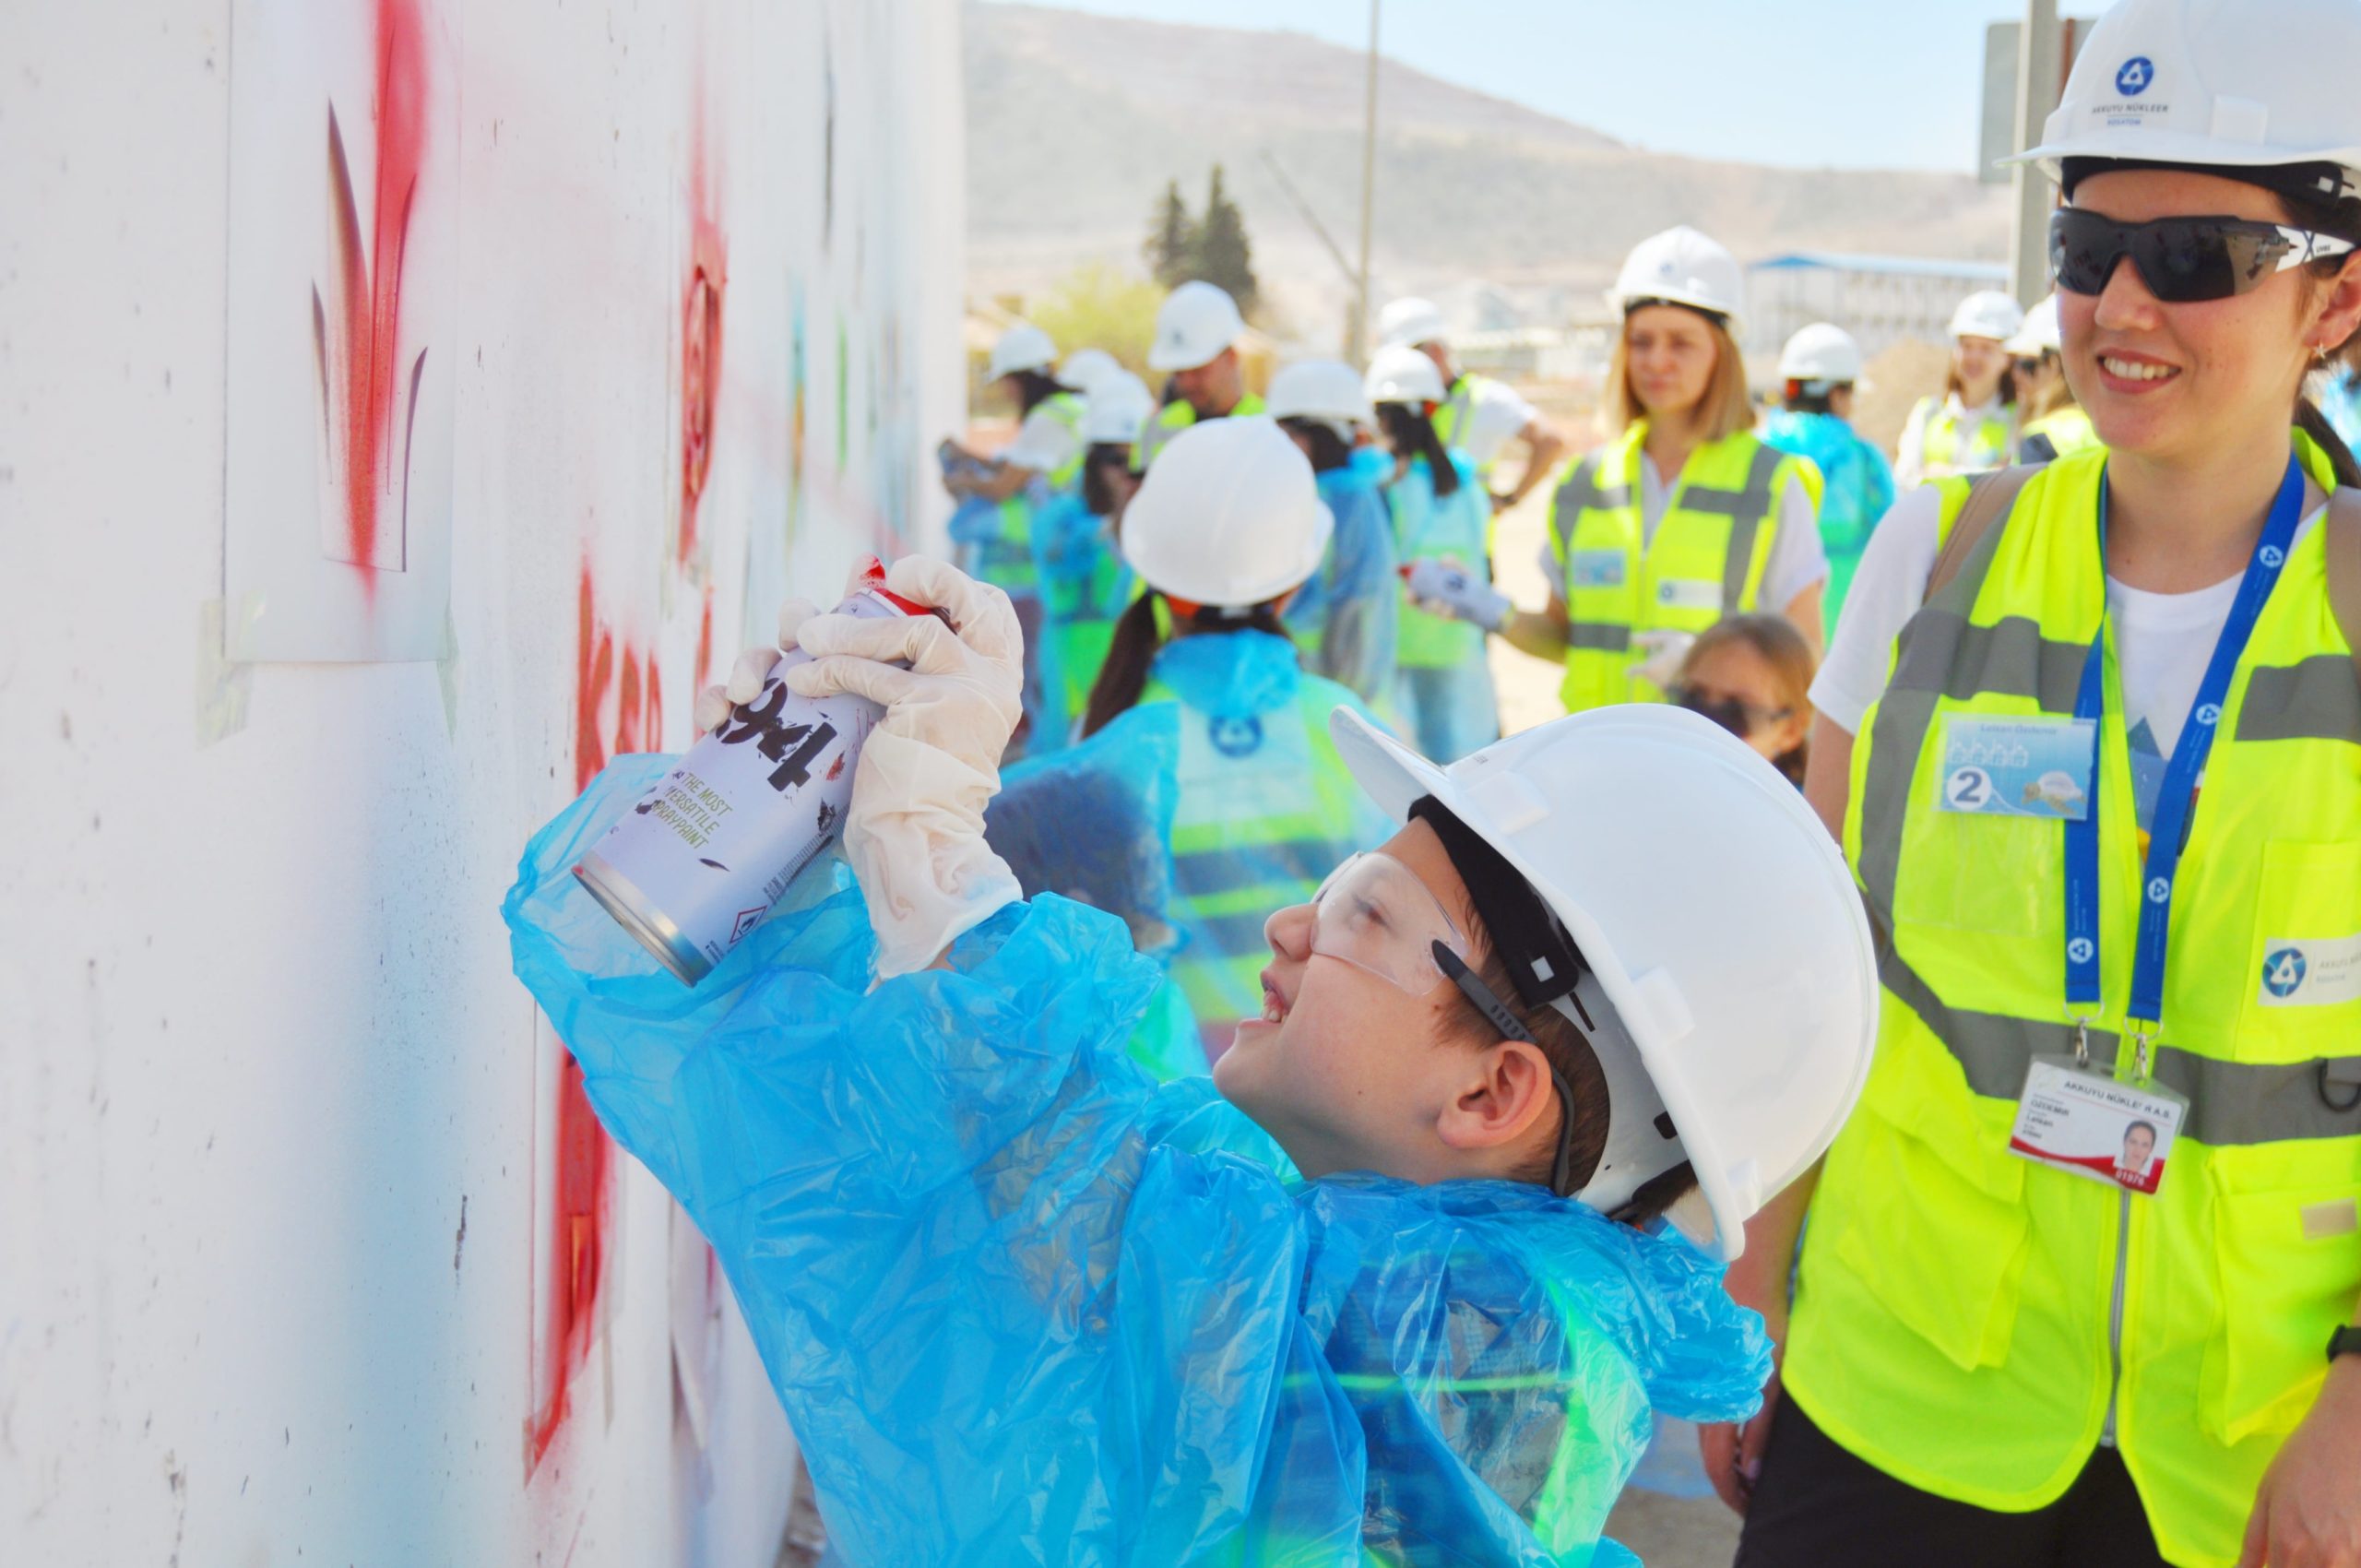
[984,0,2042,174]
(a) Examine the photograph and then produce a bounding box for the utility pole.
[2008,0,2061,305]
[1348,0,1381,366]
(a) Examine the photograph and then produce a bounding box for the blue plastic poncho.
[1760,410,1894,636]
[1384,452,1501,765]
[506,755,1773,1567]
[949,485,1057,754]
[1025,490,1139,755]
[1284,459,1400,707]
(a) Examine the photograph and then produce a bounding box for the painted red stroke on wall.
[679,113,728,565]
[314,0,431,592]
[534,565,664,1472]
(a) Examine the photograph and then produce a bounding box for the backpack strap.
[2328,484,2361,688]
[1924,465,2040,601]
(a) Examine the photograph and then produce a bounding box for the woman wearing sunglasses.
[1669,615,1816,787]
[505,550,1879,1564]
[1893,290,2025,490]
[1717,3,2361,1564]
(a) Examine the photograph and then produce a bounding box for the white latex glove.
[691,596,825,735]
[1627,627,1697,691]
[781,556,1026,978]
[1402,557,1513,632]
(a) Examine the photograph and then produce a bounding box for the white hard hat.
[1363,342,1447,407]
[1120,416,1334,608]
[2013,0,2361,193]
[987,321,1059,382]
[1607,226,1747,338]
[1377,296,1451,350]
[1081,371,1155,445]
[1146,280,1247,373]
[1058,347,1122,397]
[1265,358,1376,429]
[1949,291,2026,344]
[1776,322,1863,385]
[2006,294,2063,357]
[1330,704,1878,1263]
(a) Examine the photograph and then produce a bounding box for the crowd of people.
[506,2,2361,1562]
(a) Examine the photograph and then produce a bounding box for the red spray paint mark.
[535,563,666,1472]
[315,0,431,593]
[678,107,728,564]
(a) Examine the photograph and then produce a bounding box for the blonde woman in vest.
[1714,4,2361,1564]
[1415,227,1828,716]
[1892,291,2025,488]
[2011,294,2104,464]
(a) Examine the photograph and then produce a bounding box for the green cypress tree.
[1192,163,1258,317]
[1142,179,1198,291]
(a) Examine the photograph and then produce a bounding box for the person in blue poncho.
[1365,344,1501,764]
[1264,358,1401,707]
[1758,324,1894,638]
[506,504,1879,1566]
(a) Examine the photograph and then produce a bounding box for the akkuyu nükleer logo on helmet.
[2097,52,2168,126]
[2116,56,2154,95]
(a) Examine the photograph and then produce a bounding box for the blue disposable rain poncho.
[1025,490,1139,756]
[1284,455,1400,707]
[949,485,1058,754]
[1386,452,1501,765]
[506,754,1774,1567]
[1760,410,1894,636]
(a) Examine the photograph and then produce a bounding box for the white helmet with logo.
[1364,343,1448,408]
[1377,296,1451,350]
[1607,226,1748,338]
[1057,347,1122,397]
[1265,358,1377,430]
[2014,0,2361,190]
[1081,371,1156,445]
[1777,322,1864,385]
[1330,703,1879,1262]
[987,321,1059,382]
[1147,280,1248,373]
[1120,416,1334,609]
[1950,290,2027,344]
[2007,294,2064,357]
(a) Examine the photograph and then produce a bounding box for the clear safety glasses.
[2050,208,2356,303]
[1307,853,1580,1195]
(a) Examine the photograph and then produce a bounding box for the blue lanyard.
[2061,454,2307,1041]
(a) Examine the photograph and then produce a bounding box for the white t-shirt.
[1001,405,1083,476]
[1537,454,1829,616]
[1457,379,1540,469]
[1811,484,2325,827]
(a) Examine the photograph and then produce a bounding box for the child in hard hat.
[506,556,1878,1565]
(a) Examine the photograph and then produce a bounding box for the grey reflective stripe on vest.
[1440,381,1476,452]
[1174,839,1341,899]
[1879,945,2361,1145]
[1693,445,1786,612]
[2236,653,2361,744]
[1550,457,1623,561]
[1567,621,1631,652]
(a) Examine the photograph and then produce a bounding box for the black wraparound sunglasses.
[2050,208,2356,303]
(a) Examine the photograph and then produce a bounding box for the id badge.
[2007,1055,2189,1196]
[1936,716,2096,821]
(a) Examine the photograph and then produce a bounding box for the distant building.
[1744,252,2011,370]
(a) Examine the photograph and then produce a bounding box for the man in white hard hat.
[1136,280,1264,469]
[1378,296,1567,515]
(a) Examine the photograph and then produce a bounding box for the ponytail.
[2297,396,2361,488]
[1008,368,1066,417]
[1079,592,1299,739]
[1377,402,1460,498]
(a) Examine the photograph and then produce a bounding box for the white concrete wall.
[0,1,964,1562]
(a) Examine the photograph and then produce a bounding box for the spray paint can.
[573,557,931,984]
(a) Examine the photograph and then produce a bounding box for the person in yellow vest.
[2011,294,2105,464]
[1710,4,2361,1563]
[1414,227,1829,714]
[1374,296,1567,516]
[1893,291,2025,488]
[1135,279,1264,469]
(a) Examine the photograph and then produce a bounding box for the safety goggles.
[1669,683,1791,741]
[2049,208,2356,303]
[1308,853,1578,1194]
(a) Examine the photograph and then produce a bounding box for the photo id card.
[1936,716,2096,821]
[2007,1055,2189,1196]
